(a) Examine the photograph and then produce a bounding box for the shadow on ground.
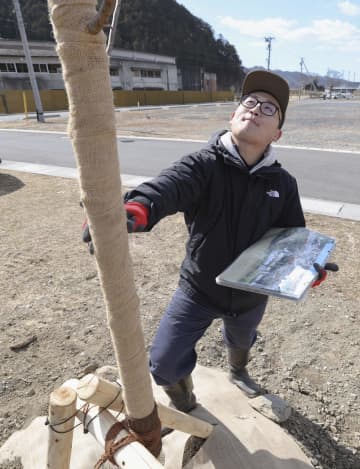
[0,173,25,197]
[281,410,359,469]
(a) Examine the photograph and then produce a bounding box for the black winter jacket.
[125,131,305,313]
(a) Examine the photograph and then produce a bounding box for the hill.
[247,67,359,91]
[276,70,359,91]
[1,0,244,90]
[2,1,358,91]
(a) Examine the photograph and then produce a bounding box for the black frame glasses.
[240,95,280,117]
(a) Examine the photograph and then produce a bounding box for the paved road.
[1,129,359,204]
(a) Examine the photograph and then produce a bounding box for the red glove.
[312,262,339,287]
[81,202,149,255]
[312,263,327,287]
[125,201,149,232]
[82,219,94,255]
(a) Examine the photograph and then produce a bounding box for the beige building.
[0,39,179,91]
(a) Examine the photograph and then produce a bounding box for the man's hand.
[82,201,149,254]
[125,201,149,233]
[312,262,339,287]
[82,220,94,255]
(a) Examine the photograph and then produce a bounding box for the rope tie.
[44,384,123,434]
[93,405,162,467]
[94,421,139,469]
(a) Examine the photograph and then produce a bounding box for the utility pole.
[299,57,304,100]
[12,0,45,122]
[264,36,275,70]
[106,0,121,56]
[299,57,313,98]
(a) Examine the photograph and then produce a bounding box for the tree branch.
[87,0,116,35]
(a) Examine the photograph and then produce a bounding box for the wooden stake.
[77,373,124,411]
[77,374,213,438]
[46,386,77,469]
[157,403,213,439]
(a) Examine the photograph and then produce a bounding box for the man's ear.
[272,129,282,142]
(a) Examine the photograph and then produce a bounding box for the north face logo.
[266,190,280,198]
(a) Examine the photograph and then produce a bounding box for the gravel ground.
[1,96,360,152]
[0,98,359,468]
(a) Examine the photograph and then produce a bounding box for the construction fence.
[0,89,234,115]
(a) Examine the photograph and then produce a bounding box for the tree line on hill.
[1,0,245,90]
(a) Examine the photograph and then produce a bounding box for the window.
[132,68,161,78]
[109,66,118,76]
[1,62,63,74]
[0,63,18,72]
[16,63,28,73]
[34,64,54,73]
[48,63,61,73]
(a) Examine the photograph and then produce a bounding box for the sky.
[177,0,360,81]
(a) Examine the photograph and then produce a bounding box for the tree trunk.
[47,0,160,455]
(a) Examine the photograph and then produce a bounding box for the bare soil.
[1,98,360,468]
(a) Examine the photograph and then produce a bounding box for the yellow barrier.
[22,91,28,118]
[0,89,69,114]
[113,90,233,107]
[0,89,234,114]
[0,90,25,114]
[0,94,7,113]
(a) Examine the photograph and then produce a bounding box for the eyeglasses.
[240,95,280,117]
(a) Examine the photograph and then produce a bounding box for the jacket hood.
[209,129,279,174]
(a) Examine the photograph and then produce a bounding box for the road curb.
[1,159,360,222]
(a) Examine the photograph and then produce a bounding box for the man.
[84,70,305,410]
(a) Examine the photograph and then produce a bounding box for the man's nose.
[250,103,261,114]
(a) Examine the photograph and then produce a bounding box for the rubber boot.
[163,375,197,412]
[161,375,197,437]
[228,347,263,398]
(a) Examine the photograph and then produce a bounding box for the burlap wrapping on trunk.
[48,0,155,420]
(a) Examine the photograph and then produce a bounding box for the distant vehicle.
[322,90,353,99]
[336,91,353,99]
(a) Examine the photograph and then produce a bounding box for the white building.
[0,39,179,91]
